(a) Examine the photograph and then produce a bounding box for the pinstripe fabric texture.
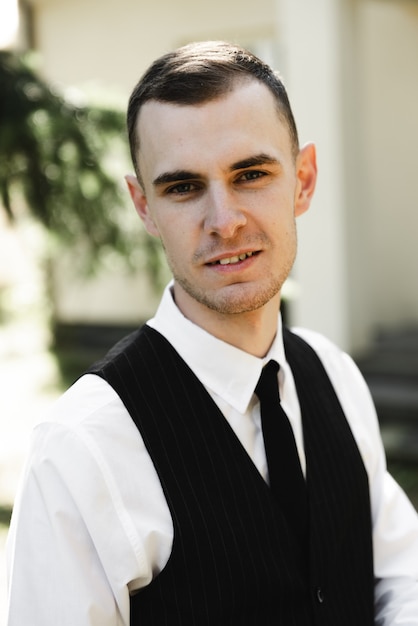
[284,329,374,625]
[89,325,374,626]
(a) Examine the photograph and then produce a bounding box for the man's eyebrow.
[152,154,280,187]
[153,170,201,187]
[230,153,280,171]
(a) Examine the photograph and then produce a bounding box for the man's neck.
[173,287,281,358]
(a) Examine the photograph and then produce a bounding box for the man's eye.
[167,182,196,194]
[239,170,267,182]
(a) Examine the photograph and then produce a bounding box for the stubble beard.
[174,274,285,315]
[164,237,297,316]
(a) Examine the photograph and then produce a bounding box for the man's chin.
[189,282,281,316]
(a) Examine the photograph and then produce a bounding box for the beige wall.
[358,0,418,330]
[30,0,276,93]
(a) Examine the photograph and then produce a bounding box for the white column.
[277,0,350,350]
[0,0,19,49]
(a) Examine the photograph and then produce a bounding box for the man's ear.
[294,143,317,217]
[125,174,160,237]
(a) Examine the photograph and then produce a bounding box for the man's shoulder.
[287,326,367,384]
[29,373,138,477]
[288,326,373,403]
[35,373,128,442]
[288,326,344,357]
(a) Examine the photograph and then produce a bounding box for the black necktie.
[255,360,307,542]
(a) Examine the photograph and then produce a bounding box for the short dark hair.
[127,41,299,179]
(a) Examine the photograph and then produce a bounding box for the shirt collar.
[146,282,286,414]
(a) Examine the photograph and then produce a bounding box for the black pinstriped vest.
[90,325,374,625]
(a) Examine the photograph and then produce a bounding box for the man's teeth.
[218,252,254,265]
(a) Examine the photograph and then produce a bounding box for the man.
[6,41,418,625]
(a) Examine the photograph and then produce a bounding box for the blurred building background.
[3,0,417,354]
[1,0,418,620]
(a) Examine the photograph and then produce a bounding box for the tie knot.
[255,360,280,401]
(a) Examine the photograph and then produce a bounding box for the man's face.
[128,80,316,324]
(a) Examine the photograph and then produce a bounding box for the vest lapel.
[283,329,374,623]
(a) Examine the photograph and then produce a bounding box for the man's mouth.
[209,251,257,266]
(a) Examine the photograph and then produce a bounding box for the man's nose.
[203,186,247,238]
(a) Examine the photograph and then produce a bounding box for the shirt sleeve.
[294,328,418,624]
[373,472,418,625]
[6,421,130,626]
[6,373,174,626]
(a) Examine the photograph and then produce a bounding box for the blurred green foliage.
[0,51,166,285]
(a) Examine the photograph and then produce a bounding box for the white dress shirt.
[6,283,418,625]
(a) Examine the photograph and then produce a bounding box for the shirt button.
[316,587,325,604]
